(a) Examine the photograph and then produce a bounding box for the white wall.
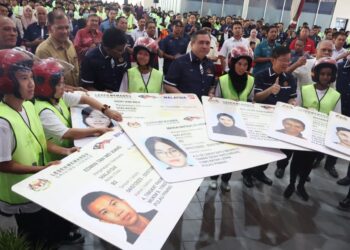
[331,0,350,30]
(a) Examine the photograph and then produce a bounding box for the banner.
[71,92,204,147]
[267,102,350,161]
[12,128,202,250]
[325,111,350,156]
[202,97,306,150]
[120,116,286,182]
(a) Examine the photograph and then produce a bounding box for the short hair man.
[277,118,306,139]
[81,28,131,91]
[164,30,216,99]
[0,16,17,49]
[36,12,80,86]
[81,191,157,244]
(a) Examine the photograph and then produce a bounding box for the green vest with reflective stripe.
[128,67,163,93]
[219,74,254,101]
[126,14,135,32]
[301,84,340,115]
[0,101,47,204]
[34,99,73,160]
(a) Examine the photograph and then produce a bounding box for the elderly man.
[23,6,48,53]
[0,16,17,49]
[36,12,79,87]
[74,13,102,62]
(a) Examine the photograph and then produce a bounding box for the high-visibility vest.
[301,84,340,114]
[127,67,163,93]
[219,74,254,101]
[34,99,73,160]
[0,101,47,204]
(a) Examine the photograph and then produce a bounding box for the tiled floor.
[1,159,350,250]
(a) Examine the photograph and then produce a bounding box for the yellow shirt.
[35,36,80,87]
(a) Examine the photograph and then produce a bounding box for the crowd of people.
[1,0,350,248]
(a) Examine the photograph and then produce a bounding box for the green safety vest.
[0,101,47,204]
[126,14,135,32]
[301,84,340,114]
[219,74,254,101]
[34,99,73,160]
[128,67,163,93]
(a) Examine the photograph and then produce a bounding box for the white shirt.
[293,58,316,97]
[131,28,147,42]
[332,47,347,62]
[219,36,250,71]
[39,92,81,140]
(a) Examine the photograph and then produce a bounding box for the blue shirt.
[164,52,216,99]
[81,45,131,91]
[23,22,49,53]
[159,34,190,74]
[336,60,350,116]
[99,20,116,33]
[253,40,280,75]
[254,67,297,105]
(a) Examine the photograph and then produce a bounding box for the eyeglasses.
[155,148,180,157]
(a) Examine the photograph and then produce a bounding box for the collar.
[269,67,286,77]
[48,36,69,50]
[231,36,243,42]
[189,51,207,63]
[99,44,110,59]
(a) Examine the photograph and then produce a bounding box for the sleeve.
[218,40,228,57]
[214,81,222,97]
[288,75,297,99]
[80,56,96,87]
[334,99,342,114]
[253,43,263,58]
[39,109,69,139]
[289,38,296,50]
[164,60,181,87]
[253,74,264,93]
[35,45,51,59]
[23,26,31,42]
[159,38,166,52]
[62,92,82,107]
[0,119,15,162]
[119,73,129,92]
[73,30,86,59]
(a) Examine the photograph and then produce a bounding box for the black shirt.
[254,67,297,105]
[336,60,350,116]
[164,52,216,99]
[23,22,49,53]
[81,45,131,91]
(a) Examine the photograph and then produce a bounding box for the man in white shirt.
[219,21,249,73]
[131,17,146,42]
[332,32,350,62]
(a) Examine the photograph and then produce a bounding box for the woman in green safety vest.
[0,48,80,247]
[284,57,341,202]
[119,37,163,93]
[214,45,255,101]
[33,58,123,160]
[210,45,254,192]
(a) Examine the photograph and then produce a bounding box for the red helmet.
[33,58,73,99]
[312,57,337,83]
[0,48,34,95]
[229,46,254,70]
[133,37,159,55]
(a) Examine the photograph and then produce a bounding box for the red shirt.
[74,27,103,62]
[289,37,316,55]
